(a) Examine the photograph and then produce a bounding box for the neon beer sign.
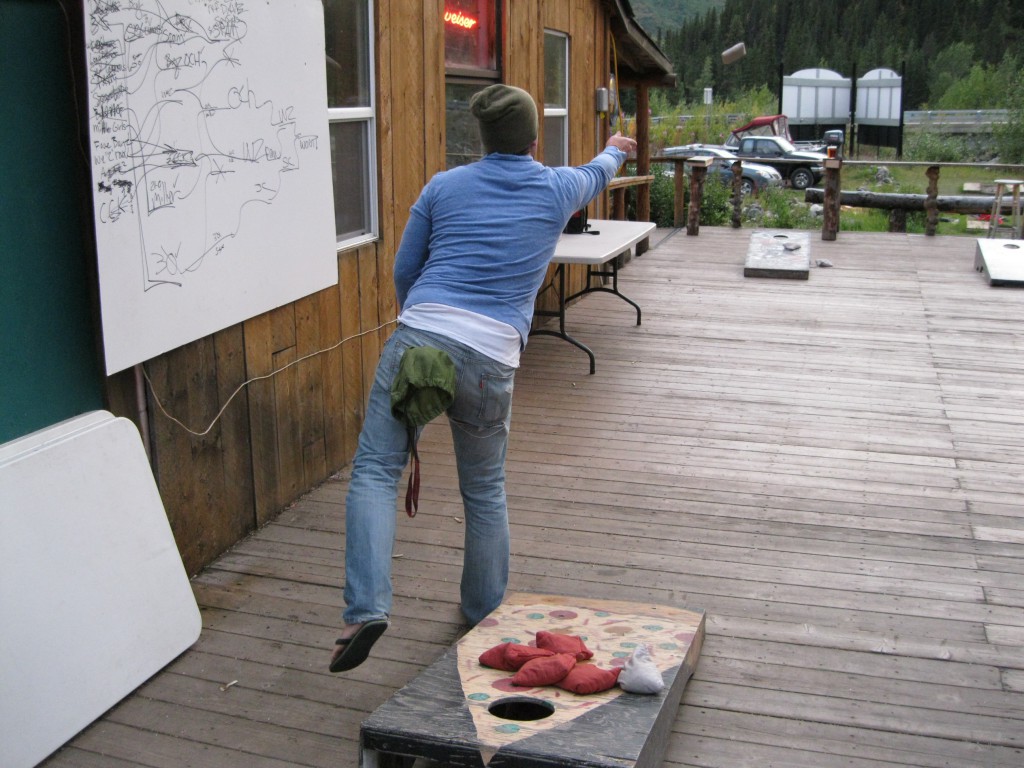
[444,9,479,30]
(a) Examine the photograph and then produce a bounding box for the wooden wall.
[103,0,617,576]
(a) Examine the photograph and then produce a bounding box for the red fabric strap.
[404,434,420,517]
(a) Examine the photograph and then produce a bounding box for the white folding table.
[531,219,655,374]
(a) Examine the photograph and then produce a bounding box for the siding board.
[319,277,347,469]
[338,252,366,461]
[295,293,328,485]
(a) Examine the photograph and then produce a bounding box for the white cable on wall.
[142,319,397,437]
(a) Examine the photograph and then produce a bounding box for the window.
[444,0,500,168]
[543,31,568,166]
[444,0,499,76]
[324,0,377,248]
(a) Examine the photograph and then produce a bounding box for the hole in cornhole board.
[488,697,556,721]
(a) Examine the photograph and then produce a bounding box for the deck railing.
[805,160,1024,237]
[606,174,655,255]
[648,157,1024,237]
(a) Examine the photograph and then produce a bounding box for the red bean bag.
[535,630,594,661]
[556,664,622,694]
[479,642,555,671]
[510,653,576,687]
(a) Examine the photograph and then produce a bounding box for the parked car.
[731,136,826,190]
[661,144,783,195]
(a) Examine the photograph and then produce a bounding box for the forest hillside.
[652,0,1023,110]
[630,0,723,36]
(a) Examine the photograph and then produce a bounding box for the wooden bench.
[607,175,655,221]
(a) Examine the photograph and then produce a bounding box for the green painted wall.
[1,1,104,444]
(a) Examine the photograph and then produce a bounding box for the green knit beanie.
[469,84,538,155]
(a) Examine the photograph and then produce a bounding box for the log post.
[889,209,907,232]
[673,160,686,228]
[612,187,626,220]
[925,165,940,236]
[685,156,713,236]
[822,157,842,241]
[730,161,742,229]
[635,85,651,254]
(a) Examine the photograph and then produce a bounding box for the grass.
[840,161,982,195]
[836,207,973,236]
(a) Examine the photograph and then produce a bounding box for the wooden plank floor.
[43,228,1024,767]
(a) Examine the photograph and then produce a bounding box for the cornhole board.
[0,411,201,768]
[744,230,811,279]
[974,239,1024,286]
[360,593,705,767]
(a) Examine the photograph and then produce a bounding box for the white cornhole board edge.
[744,230,811,279]
[0,411,201,768]
[974,238,1024,285]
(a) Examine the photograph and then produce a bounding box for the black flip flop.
[329,618,389,673]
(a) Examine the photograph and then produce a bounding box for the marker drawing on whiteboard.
[85,1,321,292]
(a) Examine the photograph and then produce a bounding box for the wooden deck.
[43,228,1024,767]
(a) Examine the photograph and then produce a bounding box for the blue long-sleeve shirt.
[394,147,626,347]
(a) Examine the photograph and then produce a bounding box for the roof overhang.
[603,0,677,88]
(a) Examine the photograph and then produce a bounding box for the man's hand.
[606,131,637,154]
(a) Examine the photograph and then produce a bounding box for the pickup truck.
[732,136,826,190]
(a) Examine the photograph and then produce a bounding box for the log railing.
[805,161,1024,237]
[650,156,1024,238]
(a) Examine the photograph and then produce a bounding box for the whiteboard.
[0,412,201,768]
[83,1,337,374]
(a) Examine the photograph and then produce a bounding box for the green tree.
[995,67,1024,163]
[928,42,975,106]
[936,64,999,109]
[655,0,1024,111]
[933,52,1022,109]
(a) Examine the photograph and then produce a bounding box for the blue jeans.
[343,324,515,627]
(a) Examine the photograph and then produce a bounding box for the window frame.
[542,29,569,166]
[443,1,502,169]
[325,0,379,252]
[443,0,501,80]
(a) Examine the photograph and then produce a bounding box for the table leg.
[565,258,642,326]
[1014,184,1023,240]
[529,264,597,374]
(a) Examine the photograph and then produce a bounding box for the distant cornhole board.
[975,239,1024,286]
[745,230,811,279]
[360,593,705,767]
[0,412,201,768]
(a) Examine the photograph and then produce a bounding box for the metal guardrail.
[903,109,1009,125]
[652,110,1010,130]
[650,114,743,126]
